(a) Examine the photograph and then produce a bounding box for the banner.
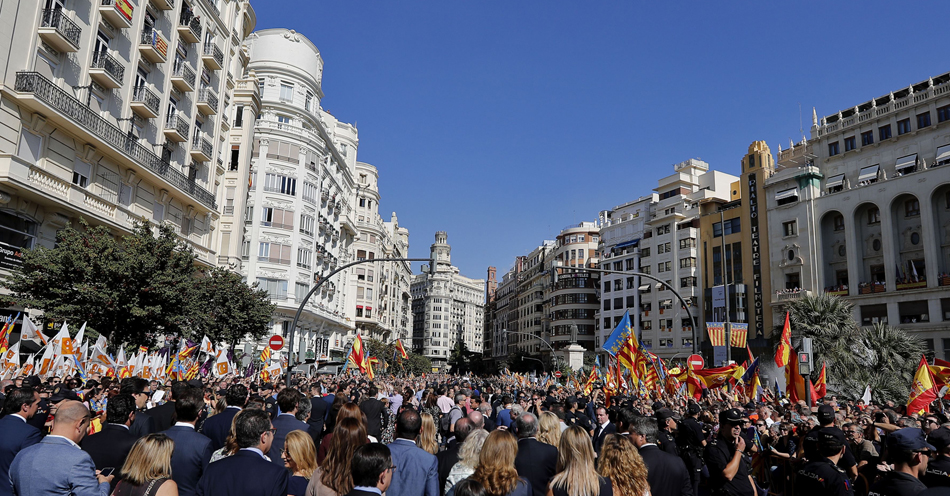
[730,323,748,348]
[706,322,726,347]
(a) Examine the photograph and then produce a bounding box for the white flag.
[38,345,55,376]
[19,316,46,345]
[94,334,107,351]
[50,323,72,356]
[1,341,20,370]
[200,335,214,355]
[72,322,86,356]
[213,349,231,377]
[115,347,127,368]
[18,353,35,376]
[862,385,872,404]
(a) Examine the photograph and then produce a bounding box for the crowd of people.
[0,372,949,496]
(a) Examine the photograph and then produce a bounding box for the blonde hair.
[459,429,489,469]
[285,430,318,478]
[550,426,601,496]
[417,412,438,454]
[597,434,649,496]
[537,411,562,447]
[472,430,520,496]
[120,433,174,486]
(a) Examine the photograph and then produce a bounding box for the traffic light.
[799,337,813,376]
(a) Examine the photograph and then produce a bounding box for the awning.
[895,154,917,171]
[660,299,672,306]
[937,145,950,164]
[615,238,640,250]
[858,165,879,182]
[638,284,651,291]
[775,188,799,201]
[826,174,845,188]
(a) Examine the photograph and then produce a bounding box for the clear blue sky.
[255,1,950,281]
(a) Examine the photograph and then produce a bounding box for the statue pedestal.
[563,343,585,371]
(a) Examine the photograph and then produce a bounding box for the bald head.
[467,410,484,430]
[51,400,90,443]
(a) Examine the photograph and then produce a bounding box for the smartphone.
[99,467,115,478]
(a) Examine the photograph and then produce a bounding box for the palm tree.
[783,292,861,383]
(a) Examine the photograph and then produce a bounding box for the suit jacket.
[200,406,240,452]
[637,444,693,496]
[10,435,110,496]
[130,409,156,439]
[80,423,136,492]
[436,441,461,495]
[307,397,328,444]
[592,422,616,454]
[514,438,558,496]
[163,425,213,496]
[269,413,310,466]
[360,398,386,439]
[387,438,439,496]
[196,449,289,496]
[0,415,42,496]
[145,401,176,432]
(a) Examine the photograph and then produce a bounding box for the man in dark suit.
[360,384,386,439]
[121,377,156,439]
[0,387,42,496]
[80,394,137,493]
[196,408,288,496]
[437,418,474,494]
[162,387,213,496]
[347,443,394,496]
[629,415,693,496]
[307,383,328,445]
[591,406,616,455]
[145,381,190,432]
[514,412,559,496]
[387,410,439,496]
[269,388,309,466]
[200,383,246,451]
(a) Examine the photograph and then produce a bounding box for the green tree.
[784,292,861,383]
[363,337,430,376]
[190,267,274,351]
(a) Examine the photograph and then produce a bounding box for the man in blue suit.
[10,400,113,496]
[200,383,247,451]
[80,394,137,493]
[346,443,394,496]
[0,387,42,496]
[196,408,289,496]
[387,409,439,496]
[162,386,213,496]
[269,388,309,466]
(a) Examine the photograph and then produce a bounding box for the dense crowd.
[0,372,948,496]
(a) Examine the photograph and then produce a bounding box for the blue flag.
[602,311,633,357]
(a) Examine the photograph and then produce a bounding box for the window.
[833,214,845,231]
[302,182,318,204]
[17,131,43,163]
[305,91,313,112]
[844,136,856,152]
[657,242,671,254]
[917,112,931,129]
[153,202,165,222]
[858,165,879,185]
[679,238,696,249]
[657,261,671,273]
[897,118,911,135]
[828,141,840,156]
[0,211,37,249]
[868,207,880,224]
[258,242,291,264]
[775,188,799,206]
[656,224,671,235]
[680,276,696,288]
[258,78,264,93]
[712,218,741,237]
[783,220,797,237]
[640,247,650,258]
[295,282,309,301]
[118,183,133,206]
[256,277,288,300]
[276,114,291,126]
[279,82,294,102]
[263,173,296,195]
[861,131,874,146]
[613,279,622,291]
[826,174,845,193]
[229,146,240,171]
[905,199,920,217]
[938,105,950,123]
[299,214,315,236]
[234,105,244,128]
[72,159,91,188]
[679,257,696,268]
[603,299,611,311]
[879,125,892,140]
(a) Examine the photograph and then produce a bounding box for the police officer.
[655,408,679,455]
[795,427,853,496]
[678,403,706,496]
[803,404,858,479]
[867,428,932,496]
[704,408,755,496]
[924,426,950,488]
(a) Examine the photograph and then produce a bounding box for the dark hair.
[351,443,391,488]
[629,416,658,443]
[225,384,248,407]
[515,412,538,439]
[106,394,137,424]
[454,479,488,496]
[277,388,300,413]
[2,387,36,415]
[170,381,191,401]
[120,377,149,396]
[174,386,205,422]
[235,408,272,449]
[396,409,422,439]
[367,385,378,397]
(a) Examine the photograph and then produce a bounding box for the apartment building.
[550,223,600,356]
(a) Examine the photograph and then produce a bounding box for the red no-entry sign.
[554,371,562,378]
[268,335,284,351]
[688,354,704,371]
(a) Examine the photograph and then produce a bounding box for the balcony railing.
[196,88,218,114]
[192,134,213,159]
[90,51,124,87]
[201,42,224,69]
[130,85,160,117]
[99,0,133,28]
[40,9,81,51]
[164,113,189,140]
[177,13,201,43]
[14,72,216,209]
[139,28,168,63]
[171,61,196,90]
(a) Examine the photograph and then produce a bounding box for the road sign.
[554,371,562,378]
[268,335,284,351]
[688,354,704,371]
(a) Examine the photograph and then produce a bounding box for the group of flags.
[772,311,827,406]
[342,334,409,380]
[904,356,950,415]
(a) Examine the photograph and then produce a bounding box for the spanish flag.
[395,339,408,360]
[774,312,792,368]
[349,334,367,374]
[814,362,827,399]
[908,355,938,414]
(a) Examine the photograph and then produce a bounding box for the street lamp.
[286,257,433,385]
[503,329,559,372]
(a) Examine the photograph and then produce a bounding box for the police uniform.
[678,413,706,493]
[796,457,853,496]
[704,409,755,496]
[923,454,950,488]
[867,471,928,496]
[655,408,679,456]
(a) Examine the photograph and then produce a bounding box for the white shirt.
[108,423,130,430]
[353,487,382,495]
[9,414,26,423]
[240,447,266,459]
[174,422,195,429]
[47,435,80,449]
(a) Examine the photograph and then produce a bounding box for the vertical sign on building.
[748,174,764,337]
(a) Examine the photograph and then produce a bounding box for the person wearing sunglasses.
[868,428,933,496]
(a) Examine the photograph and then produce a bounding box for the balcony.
[163,113,189,142]
[13,72,216,209]
[139,28,168,63]
[149,0,174,11]
[130,85,160,118]
[89,51,124,89]
[190,133,212,162]
[98,0,133,29]
[196,88,217,115]
[201,43,223,70]
[177,14,201,43]
[38,9,81,53]
[170,61,195,92]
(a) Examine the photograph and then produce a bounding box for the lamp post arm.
[285,257,433,385]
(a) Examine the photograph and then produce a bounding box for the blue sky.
[255,1,950,281]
